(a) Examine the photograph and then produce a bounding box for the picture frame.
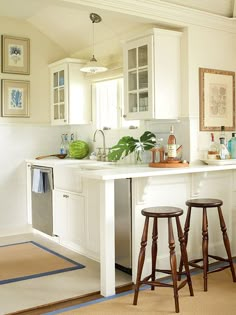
[1,35,30,74]
[1,79,30,117]
[199,68,235,131]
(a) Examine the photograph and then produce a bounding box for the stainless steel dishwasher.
[115,178,132,274]
[31,165,53,236]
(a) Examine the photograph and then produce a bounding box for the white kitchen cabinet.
[123,28,182,120]
[49,58,91,125]
[53,190,86,247]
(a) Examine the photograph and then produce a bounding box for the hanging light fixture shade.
[80,13,108,73]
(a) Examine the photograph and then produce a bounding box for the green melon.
[69,140,89,159]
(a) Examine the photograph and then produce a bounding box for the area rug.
[44,266,236,314]
[0,241,85,285]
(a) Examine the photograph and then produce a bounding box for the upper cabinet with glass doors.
[123,28,182,120]
[49,58,91,125]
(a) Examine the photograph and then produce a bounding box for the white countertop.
[26,158,236,180]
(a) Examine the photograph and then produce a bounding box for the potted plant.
[107,131,156,163]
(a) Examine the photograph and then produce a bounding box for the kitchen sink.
[65,162,114,171]
[79,164,114,171]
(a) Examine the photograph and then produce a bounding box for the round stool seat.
[141,206,183,218]
[186,198,223,208]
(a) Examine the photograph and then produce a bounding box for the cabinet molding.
[123,28,182,120]
[49,58,92,125]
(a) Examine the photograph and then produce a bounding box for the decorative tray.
[201,159,236,165]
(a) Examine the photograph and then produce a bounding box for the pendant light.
[80,13,108,73]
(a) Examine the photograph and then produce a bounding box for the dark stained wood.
[133,216,149,305]
[133,206,193,313]
[6,283,134,315]
[175,216,193,296]
[179,198,236,292]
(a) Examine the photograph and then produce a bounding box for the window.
[93,77,139,129]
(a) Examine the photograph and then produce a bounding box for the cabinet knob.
[123,114,127,118]
[63,194,69,198]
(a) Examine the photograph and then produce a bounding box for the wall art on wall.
[1,79,30,117]
[1,35,30,74]
[199,68,235,131]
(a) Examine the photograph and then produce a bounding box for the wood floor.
[7,283,133,315]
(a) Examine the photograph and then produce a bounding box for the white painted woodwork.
[99,179,116,296]
[53,190,85,246]
[123,28,182,120]
[49,58,92,125]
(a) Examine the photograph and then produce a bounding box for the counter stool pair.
[133,198,236,313]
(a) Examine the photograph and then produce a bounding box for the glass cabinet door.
[127,44,149,115]
[53,70,65,121]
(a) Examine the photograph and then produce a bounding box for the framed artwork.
[1,79,30,117]
[199,68,235,131]
[1,35,30,74]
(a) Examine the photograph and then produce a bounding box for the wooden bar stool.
[179,198,236,291]
[133,206,194,313]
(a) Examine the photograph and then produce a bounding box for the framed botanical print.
[1,35,30,74]
[199,68,235,131]
[1,79,30,117]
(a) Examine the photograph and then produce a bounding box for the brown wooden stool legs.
[133,217,149,305]
[217,206,236,282]
[133,213,193,313]
[202,207,209,291]
[179,203,236,291]
[176,216,194,297]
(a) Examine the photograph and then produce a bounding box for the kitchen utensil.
[35,154,67,160]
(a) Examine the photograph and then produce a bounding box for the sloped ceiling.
[0,0,235,65]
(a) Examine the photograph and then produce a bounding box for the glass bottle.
[228,132,236,159]
[167,125,177,160]
[64,134,69,155]
[220,126,227,146]
[207,133,218,160]
[218,137,230,160]
[60,134,66,154]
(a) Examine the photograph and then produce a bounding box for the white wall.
[0,17,68,234]
[0,16,66,124]
[187,25,236,161]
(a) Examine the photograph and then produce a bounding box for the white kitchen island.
[26,159,236,297]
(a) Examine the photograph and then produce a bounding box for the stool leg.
[202,207,209,291]
[176,216,194,297]
[178,207,192,280]
[151,217,158,290]
[217,206,236,282]
[168,217,179,313]
[133,216,149,305]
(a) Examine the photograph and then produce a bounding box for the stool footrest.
[208,254,230,262]
[140,280,173,288]
[188,260,204,270]
[208,264,231,275]
[155,268,183,276]
[189,254,230,270]
[139,277,189,291]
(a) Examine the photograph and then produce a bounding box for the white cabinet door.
[123,28,182,120]
[49,58,92,125]
[67,193,86,245]
[123,35,154,120]
[53,190,85,247]
[53,190,67,238]
[85,180,100,257]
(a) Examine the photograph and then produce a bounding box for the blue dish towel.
[32,169,50,193]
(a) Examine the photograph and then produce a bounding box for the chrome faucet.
[93,129,106,161]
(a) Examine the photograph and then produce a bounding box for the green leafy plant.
[108,131,156,162]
